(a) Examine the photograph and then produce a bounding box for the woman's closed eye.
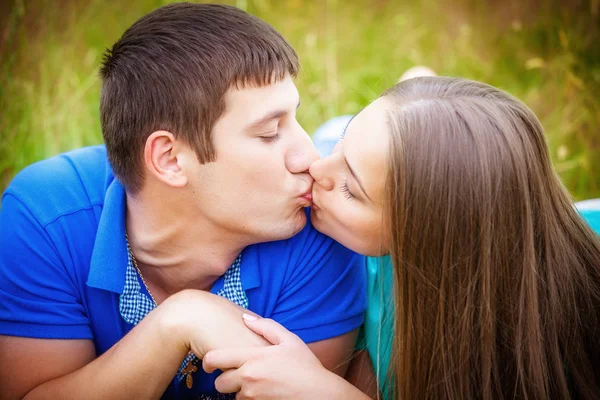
[340,179,355,200]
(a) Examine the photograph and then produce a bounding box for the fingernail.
[243,313,258,321]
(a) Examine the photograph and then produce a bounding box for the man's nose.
[285,125,319,174]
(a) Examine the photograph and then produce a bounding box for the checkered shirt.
[119,250,246,386]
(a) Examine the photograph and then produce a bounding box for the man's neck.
[125,191,247,303]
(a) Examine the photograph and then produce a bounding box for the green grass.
[1,0,599,199]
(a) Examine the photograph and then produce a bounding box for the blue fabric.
[0,145,367,399]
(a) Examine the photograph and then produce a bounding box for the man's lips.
[299,185,313,203]
[301,193,313,202]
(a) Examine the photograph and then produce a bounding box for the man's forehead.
[222,75,299,116]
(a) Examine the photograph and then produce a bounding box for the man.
[0,3,366,399]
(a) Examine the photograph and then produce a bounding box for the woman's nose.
[309,157,334,191]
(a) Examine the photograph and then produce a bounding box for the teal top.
[362,255,394,398]
[579,209,600,234]
[362,207,600,399]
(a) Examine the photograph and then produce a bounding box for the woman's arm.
[203,315,372,400]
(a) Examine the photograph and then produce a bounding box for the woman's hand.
[160,290,269,359]
[202,315,370,400]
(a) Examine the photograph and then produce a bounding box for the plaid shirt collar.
[119,251,247,326]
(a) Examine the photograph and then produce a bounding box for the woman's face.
[309,97,391,256]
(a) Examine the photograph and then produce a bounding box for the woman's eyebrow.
[340,112,360,139]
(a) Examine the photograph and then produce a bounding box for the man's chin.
[259,210,307,243]
[287,208,308,237]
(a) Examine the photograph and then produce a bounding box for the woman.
[203,76,600,399]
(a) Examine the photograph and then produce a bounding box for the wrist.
[318,368,371,400]
[157,289,226,358]
[155,290,197,355]
[314,367,341,395]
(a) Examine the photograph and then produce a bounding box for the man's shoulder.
[2,145,114,226]
[244,211,367,343]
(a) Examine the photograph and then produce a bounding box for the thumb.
[242,314,302,346]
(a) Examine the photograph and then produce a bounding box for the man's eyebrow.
[344,155,372,202]
[247,110,286,129]
[247,100,301,129]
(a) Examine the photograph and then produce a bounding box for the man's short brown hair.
[99,2,299,192]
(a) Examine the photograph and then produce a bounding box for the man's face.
[185,76,318,243]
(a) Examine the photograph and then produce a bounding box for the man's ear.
[143,131,188,188]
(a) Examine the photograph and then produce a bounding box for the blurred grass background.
[1,0,599,199]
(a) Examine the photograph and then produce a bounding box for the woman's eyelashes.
[340,179,355,200]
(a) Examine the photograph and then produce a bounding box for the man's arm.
[0,290,269,400]
[0,192,176,399]
[0,192,272,399]
[344,350,378,398]
[0,191,176,399]
[0,337,96,400]
[0,303,184,400]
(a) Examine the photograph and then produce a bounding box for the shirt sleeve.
[0,193,92,339]
[269,220,367,344]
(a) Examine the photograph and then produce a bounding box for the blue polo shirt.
[0,145,367,399]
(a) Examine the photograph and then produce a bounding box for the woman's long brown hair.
[382,77,600,399]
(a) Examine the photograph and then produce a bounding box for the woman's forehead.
[344,98,390,158]
[343,98,391,202]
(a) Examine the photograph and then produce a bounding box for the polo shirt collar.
[85,178,261,294]
[239,249,260,291]
[86,178,128,294]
